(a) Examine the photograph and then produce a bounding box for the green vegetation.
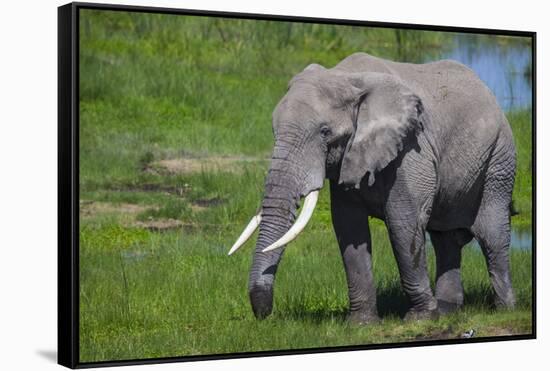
[508,110,533,229]
[80,221,532,361]
[79,9,533,363]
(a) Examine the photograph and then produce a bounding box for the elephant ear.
[339,73,424,188]
[288,63,326,88]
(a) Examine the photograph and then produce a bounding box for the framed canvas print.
[58,2,536,368]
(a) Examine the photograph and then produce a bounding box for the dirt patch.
[191,197,226,212]
[147,156,266,175]
[191,205,207,213]
[413,326,522,341]
[414,327,456,341]
[482,327,518,337]
[133,218,185,232]
[80,201,155,217]
[105,183,190,196]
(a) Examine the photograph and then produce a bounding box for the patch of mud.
[146,156,266,176]
[133,218,185,232]
[106,183,190,197]
[80,201,155,217]
[483,327,518,337]
[413,326,521,341]
[191,197,226,212]
[414,327,456,341]
[191,205,206,213]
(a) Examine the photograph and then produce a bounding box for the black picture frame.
[58,2,536,368]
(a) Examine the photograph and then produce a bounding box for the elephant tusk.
[262,191,319,253]
[228,213,262,255]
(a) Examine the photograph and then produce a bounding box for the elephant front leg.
[330,181,379,325]
[386,201,439,321]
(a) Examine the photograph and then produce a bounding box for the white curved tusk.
[228,214,262,255]
[262,190,319,253]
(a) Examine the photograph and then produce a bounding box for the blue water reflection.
[443,34,532,111]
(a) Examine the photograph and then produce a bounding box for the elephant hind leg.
[471,203,516,309]
[429,229,473,314]
[471,135,516,309]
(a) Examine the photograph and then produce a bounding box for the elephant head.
[229,63,425,319]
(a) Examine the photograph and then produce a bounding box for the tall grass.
[78,9,533,363]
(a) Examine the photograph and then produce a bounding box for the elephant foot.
[437,299,463,315]
[404,307,439,322]
[494,292,516,310]
[347,310,381,325]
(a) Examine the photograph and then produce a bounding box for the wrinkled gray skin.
[248,53,516,323]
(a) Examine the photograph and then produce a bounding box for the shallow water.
[510,229,533,250]
[442,34,532,112]
[426,229,532,251]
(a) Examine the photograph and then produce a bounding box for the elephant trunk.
[248,140,304,319]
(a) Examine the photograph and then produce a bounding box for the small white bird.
[460,329,476,339]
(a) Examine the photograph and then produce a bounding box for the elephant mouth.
[227,190,320,256]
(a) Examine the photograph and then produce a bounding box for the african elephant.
[229,52,516,324]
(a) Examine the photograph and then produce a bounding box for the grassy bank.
[78,10,533,363]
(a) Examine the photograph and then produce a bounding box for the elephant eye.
[320,126,332,138]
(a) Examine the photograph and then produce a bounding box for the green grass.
[78,9,533,363]
[80,213,532,361]
[508,110,533,229]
